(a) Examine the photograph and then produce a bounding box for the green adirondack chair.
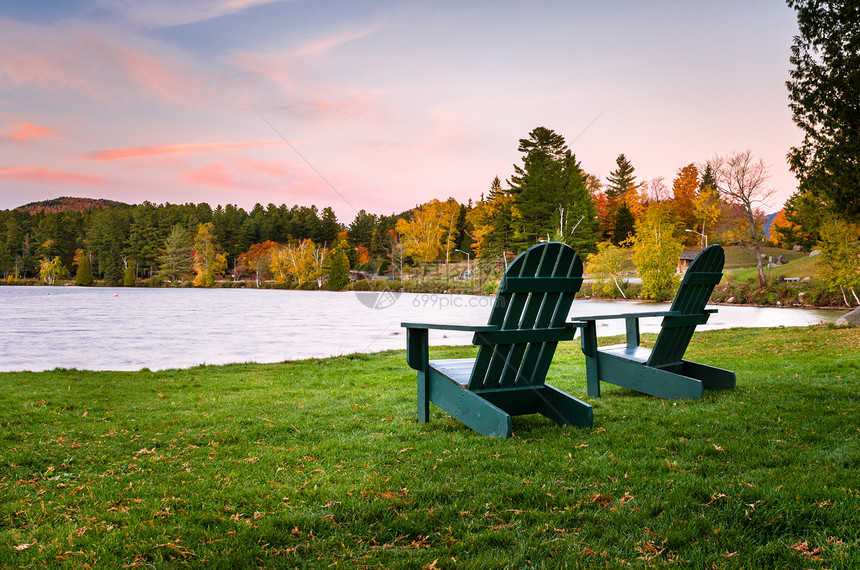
[402,242,593,438]
[572,244,736,400]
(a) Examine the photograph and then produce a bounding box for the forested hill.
[17,197,127,214]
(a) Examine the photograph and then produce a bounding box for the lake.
[0,286,848,372]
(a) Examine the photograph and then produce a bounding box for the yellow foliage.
[269,239,328,287]
[192,222,227,287]
[395,199,459,263]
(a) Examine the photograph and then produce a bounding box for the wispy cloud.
[289,24,382,59]
[88,140,284,161]
[0,121,61,142]
[0,166,105,186]
[0,19,211,105]
[186,157,297,189]
[97,0,291,28]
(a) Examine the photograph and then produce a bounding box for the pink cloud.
[185,158,296,189]
[185,162,234,188]
[1,121,60,142]
[0,20,211,105]
[88,140,284,161]
[184,158,333,205]
[0,166,105,186]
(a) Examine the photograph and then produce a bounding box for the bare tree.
[648,177,669,202]
[709,149,776,290]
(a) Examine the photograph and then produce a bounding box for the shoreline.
[2,279,853,311]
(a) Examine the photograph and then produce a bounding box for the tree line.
[0,133,780,294]
[2,1,857,299]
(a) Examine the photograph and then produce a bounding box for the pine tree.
[605,154,637,199]
[612,202,635,245]
[158,225,193,283]
[74,249,94,286]
[327,249,351,290]
[507,127,599,252]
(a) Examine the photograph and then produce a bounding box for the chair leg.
[417,370,430,423]
[537,384,593,428]
[580,322,601,398]
[426,371,512,438]
[596,353,704,399]
[680,360,736,391]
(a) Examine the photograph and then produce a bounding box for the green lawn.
[1,326,858,568]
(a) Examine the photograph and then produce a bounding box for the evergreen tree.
[123,262,137,287]
[74,249,94,286]
[507,127,599,252]
[158,225,193,282]
[471,176,514,260]
[605,154,637,199]
[612,202,636,245]
[787,0,860,221]
[348,210,377,250]
[327,248,351,290]
[315,206,341,245]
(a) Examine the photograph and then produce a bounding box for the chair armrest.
[568,308,717,323]
[402,323,498,370]
[569,310,681,322]
[401,322,498,332]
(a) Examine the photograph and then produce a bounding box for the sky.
[0,0,802,223]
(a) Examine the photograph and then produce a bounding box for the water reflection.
[0,287,848,372]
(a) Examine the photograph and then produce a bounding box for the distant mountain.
[16,197,127,214]
[763,211,780,238]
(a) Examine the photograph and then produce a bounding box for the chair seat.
[429,358,475,387]
[600,344,652,363]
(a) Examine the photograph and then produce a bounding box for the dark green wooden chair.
[571,245,736,400]
[402,242,593,438]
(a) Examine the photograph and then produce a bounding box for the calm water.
[0,286,848,372]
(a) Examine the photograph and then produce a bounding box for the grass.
[721,246,808,271]
[1,326,859,568]
[726,254,821,283]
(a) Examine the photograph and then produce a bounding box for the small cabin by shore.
[677,250,702,275]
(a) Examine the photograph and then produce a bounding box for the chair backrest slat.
[647,245,725,369]
[468,242,583,391]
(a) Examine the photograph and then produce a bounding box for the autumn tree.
[237,241,278,287]
[395,199,459,265]
[192,222,228,287]
[469,176,514,260]
[39,256,68,285]
[787,0,860,221]
[771,190,828,249]
[693,183,722,248]
[631,207,684,300]
[709,150,775,290]
[672,164,699,241]
[270,239,328,287]
[586,241,629,298]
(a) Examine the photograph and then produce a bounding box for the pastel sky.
[0,0,801,222]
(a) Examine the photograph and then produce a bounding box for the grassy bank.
[1,325,858,568]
